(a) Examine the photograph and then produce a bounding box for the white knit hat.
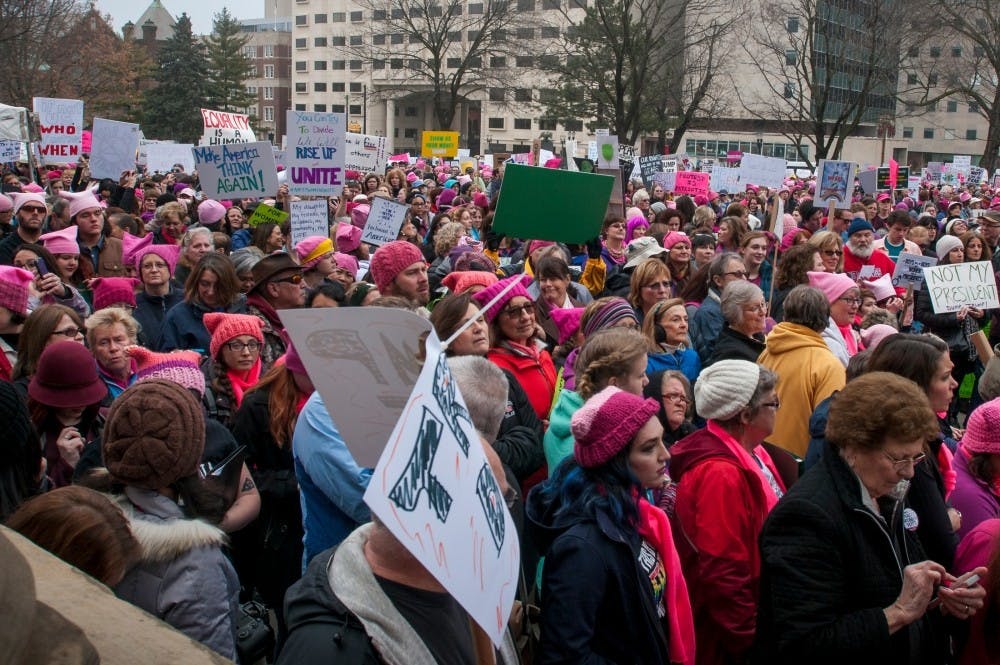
[695,359,761,420]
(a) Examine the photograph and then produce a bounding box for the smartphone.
[928,573,981,609]
[35,256,49,277]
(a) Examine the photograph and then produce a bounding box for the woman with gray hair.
[230,247,264,294]
[173,226,215,288]
[670,359,786,664]
[708,281,767,366]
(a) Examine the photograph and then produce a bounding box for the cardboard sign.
[815,160,855,207]
[596,135,619,169]
[492,164,614,243]
[673,171,710,198]
[289,199,329,247]
[892,253,937,289]
[953,155,972,176]
[738,154,786,189]
[924,261,999,313]
[970,165,986,184]
[32,97,83,164]
[192,141,278,199]
[279,307,433,467]
[145,142,195,174]
[286,110,346,196]
[199,108,256,146]
[89,117,140,180]
[907,176,921,200]
[364,331,519,646]
[710,165,741,194]
[247,203,290,228]
[420,131,459,158]
[663,152,693,171]
[360,196,409,247]
[343,133,389,173]
[0,140,19,162]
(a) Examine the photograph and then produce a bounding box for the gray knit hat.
[695,359,761,420]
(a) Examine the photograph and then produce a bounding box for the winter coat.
[230,229,251,251]
[80,235,126,277]
[691,289,725,364]
[842,246,899,285]
[113,486,240,661]
[28,283,90,320]
[647,347,701,385]
[953,518,1000,665]
[757,322,846,457]
[486,341,557,422]
[277,523,520,665]
[494,369,546,483]
[753,440,948,665]
[158,297,246,353]
[133,286,184,351]
[950,448,1000,540]
[707,326,766,367]
[543,389,584,472]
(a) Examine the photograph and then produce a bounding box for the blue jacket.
[691,289,724,363]
[158,297,246,353]
[646,347,701,385]
[230,229,252,251]
[293,391,373,568]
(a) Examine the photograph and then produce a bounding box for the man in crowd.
[61,189,125,276]
[842,217,897,283]
[245,253,306,370]
[873,210,921,262]
[0,192,48,265]
[369,240,431,306]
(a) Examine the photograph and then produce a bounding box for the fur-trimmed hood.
[112,488,227,564]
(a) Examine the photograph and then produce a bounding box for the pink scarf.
[706,421,784,511]
[838,323,858,356]
[227,358,261,409]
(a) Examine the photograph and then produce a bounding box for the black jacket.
[707,325,766,366]
[495,370,545,482]
[754,440,948,665]
[133,286,185,351]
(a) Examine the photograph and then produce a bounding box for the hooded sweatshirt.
[542,389,584,472]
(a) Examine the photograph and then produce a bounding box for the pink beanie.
[572,386,660,468]
[0,194,11,212]
[369,240,426,293]
[198,199,227,224]
[91,277,140,312]
[405,172,418,183]
[204,312,265,360]
[473,192,489,209]
[662,231,690,250]
[22,183,43,193]
[336,222,362,253]
[550,307,584,345]
[130,347,206,396]
[9,192,47,215]
[860,324,897,351]
[472,274,532,323]
[962,398,1000,455]
[863,273,895,302]
[441,270,498,294]
[807,270,857,303]
[295,236,334,269]
[333,252,359,278]
[437,189,457,209]
[58,189,103,219]
[39,225,80,255]
[350,203,371,229]
[0,266,33,316]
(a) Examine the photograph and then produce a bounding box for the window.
[488,117,505,129]
[315,13,327,23]
[332,36,346,46]
[373,59,386,69]
[248,64,256,76]
[449,31,461,42]
[332,11,346,21]
[332,104,345,113]
[295,15,307,25]
[517,27,534,39]
[295,104,306,111]
[373,9,387,19]
[538,54,559,67]
[314,60,327,70]
[405,106,418,117]
[404,128,418,138]
[243,46,256,58]
[295,38,307,48]
[313,82,326,92]
[350,82,362,92]
[351,10,363,21]
[350,60,363,70]
[514,118,531,129]
[264,107,274,121]
[907,46,919,58]
[391,33,403,44]
[786,16,798,32]
[350,35,362,45]
[313,37,327,47]
[489,88,505,101]
[468,30,480,40]
[264,43,274,55]
[332,82,345,92]
[491,56,506,67]
[332,59,346,69]
[967,129,978,140]
[469,3,483,13]
[974,46,985,58]
[348,105,361,115]
[264,87,274,100]
[246,86,258,95]
[906,73,917,85]
[409,58,423,69]
[449,4,463,15]
[515,88,532,102]
[564,119,583,131]
[447,57,461,68]
[538,89,558,103]
[429,5,442,16]
[391,58,403,69]
[930,46,941,57]
[902,126,913,138]
[905,102,916,112]
[295,60,307,71]
[952,46,962,57]
[539,118,557,131]
[392,7,404,18]
[783,82,795,99]
[784,49,798,65]
[928,74,938,86]
[516,55,533,67]
[923,128,934,139]
[947,100,957,112]
[542,26,559,38]
[264,64,275,78]
[314,104,327,112]
[373,34,386,45]
[517,0,535,9]
[543,0,559,8]
[970,102,980,113]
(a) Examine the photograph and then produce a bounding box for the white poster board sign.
[32,97,83,164]
[199,108,256,146]
[191,141,278,200]
[596,135,619,169]
[364,331,519,646]
[289,199,330,248]
[287,110,346,196]
[344,133,389,173]
[360,196,409,247]
[0,140,20,162]
[710,165,741,194]
[89,117,140,179]
[891,253,937,289]
[279,307,432,468]
[652,172,676,192]
[738,154,786,189]
[923,261,999,313]
[146,142,195,174]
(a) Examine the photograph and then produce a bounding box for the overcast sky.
[94,1,265,35]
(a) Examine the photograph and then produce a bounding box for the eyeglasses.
[225,340,261,353]
[501,303,535,319]
[724,270,750,278]
[52,326,84,338]
[838,297,862,305]
[142,261,169,271]
[272,273,304,285]
[743,302,768,312]
[662,392,689,404]
[643,280,672,291]
[882,450,926,470]
[19,206,46,214]
[13,259,38,270]
[822,249,843,257]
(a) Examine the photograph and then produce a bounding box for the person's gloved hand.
[586,236,603,259]
[485,231,504,252]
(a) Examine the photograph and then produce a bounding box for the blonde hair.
[627,257,672,311]
[807,230,844,272]
[574,328,648,399]
[85,307,138,348]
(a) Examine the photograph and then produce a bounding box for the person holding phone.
[12,243,90,319]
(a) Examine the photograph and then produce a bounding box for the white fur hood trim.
[112,494,228,563]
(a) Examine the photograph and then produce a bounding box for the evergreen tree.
[205,8,256,113]
[142,13,210,142]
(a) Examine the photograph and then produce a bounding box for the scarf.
[940,444,957,498]
[246,293,282,328]
[838,322,858,356]
[706,421,784,511]
[636,497,696,665]
[227,357,261,409]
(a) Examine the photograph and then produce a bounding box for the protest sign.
[970,165,985,184]
[493,164,614,243]
[596,135,619,169]
[279,307,433,467]
[360,196,409,247]
[420,131,459,158]
[877,166,909,191]
[907,175,921,200]
[941,164,960,186]
[0,104,31,143]
[815,160,854,206]
[192,141,278,200]
[0,140,19,162]
[857,168,877,195]
[145,142,195,174]
[388,152,410,163]
[710,165,741,194]
[597,167,624,219]
[926,162,944,181]
[199,108,255,146]
[993,172,1000,189]
[89,117,140,180]
[652,171,676,193]
[364,330,519,646]
[247,203,290,228]
[32,97,82,164]
[673,171,710,198]
[663,152,693,171]
[344,132,389,173]
[587,141,598,162]
[737,154,786,189]
[953,155,972,176]
[924,261,999,313]
[638,155,663,187]
[286,110,346,196]
[289,199,329,247]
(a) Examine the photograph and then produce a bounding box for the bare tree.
[348,0,523,130]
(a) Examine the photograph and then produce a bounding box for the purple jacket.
[950,449,1000,540]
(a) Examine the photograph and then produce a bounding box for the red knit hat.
[0,266,33,317]
[472,274,531,324]
[204,312,264,359]
[571,386,660,468]
[129,346,206,396]
[369,240,426,293]
[91,277,140,312]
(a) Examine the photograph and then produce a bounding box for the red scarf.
[227,357,261,409]
[636,497,696,665]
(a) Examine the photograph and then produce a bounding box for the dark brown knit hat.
[102,380,205,490]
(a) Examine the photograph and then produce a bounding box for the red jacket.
[669,427,783,665]
[486,342,557,421]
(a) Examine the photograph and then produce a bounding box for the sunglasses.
[20,205,46,214]
[272,273,304,285]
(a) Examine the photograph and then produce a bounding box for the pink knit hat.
[39,225,80,255]
[405,172,418,183]
[58,189,103,219]
[963,398,1000,455]
[295,236,334,269]
[860,324,897,351]
[0,194,12,212]
[91,277,140,312]
[350,203,370,229]
[204,312,264,360]
[336,222,362,253]
[662,231,690,250]
[197,199,227,225]
[807,270,857,303]
[863,273,895,302]
[526,240,556,257]
[369,240,426,293]
[473,192,489,209]
[333,252,359,278]
[130,347,206,396]
[441,270,498,294]
[550,307,584,345]
[22,183,43,193]
[572,386,660,468]
[0,266,33,317]
[9,192,47,215]
[472,274,531,324]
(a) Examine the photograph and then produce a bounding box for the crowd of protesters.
[3,152,1000,664]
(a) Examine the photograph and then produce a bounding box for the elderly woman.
[755,372,985,664]
[807,270,861,365]
[643,369,697,446]
[950,398,1000,539]
[691,252,748,363]
[173,227,214,288]
[709,281,767,365]
[230,247,263,294]
[131,238,182,350]
[152,201,188,245]
[643,297,701,384]
[671,360,785,665]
